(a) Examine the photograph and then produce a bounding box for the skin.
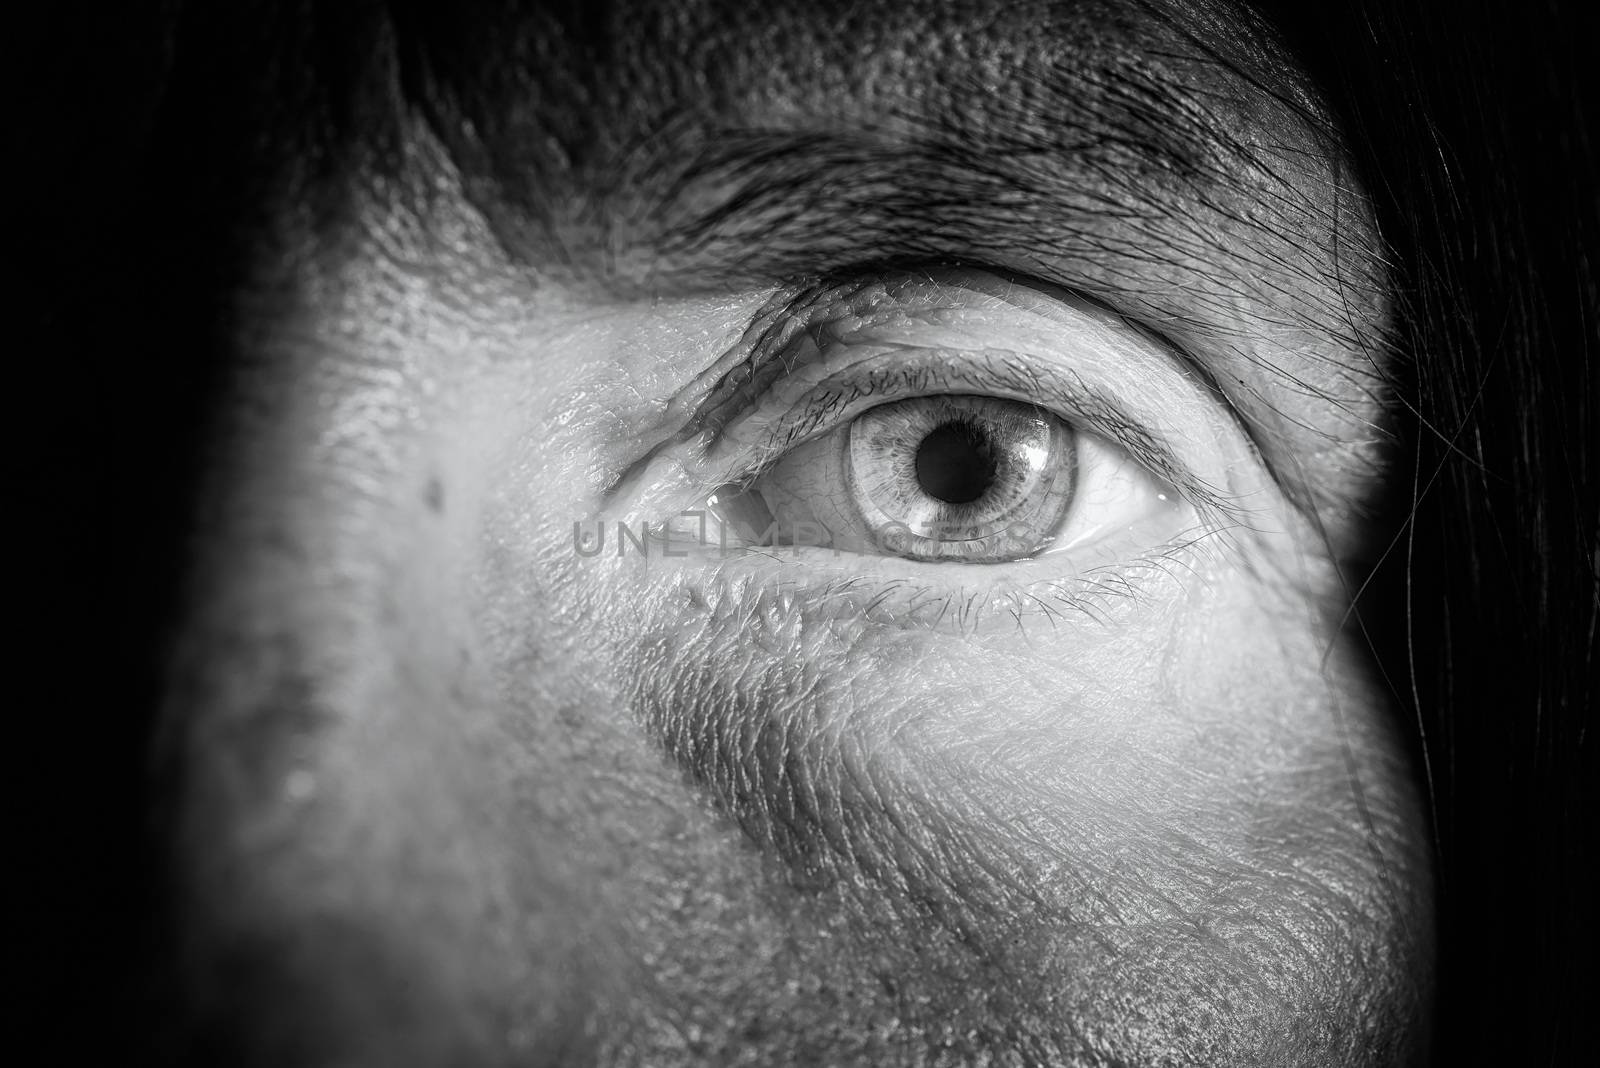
[156,0,1433,1064]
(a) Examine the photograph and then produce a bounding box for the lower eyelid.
[636,504,1215,638]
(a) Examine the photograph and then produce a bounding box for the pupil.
[915,420,998,504]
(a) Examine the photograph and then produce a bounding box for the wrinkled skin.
[157,0,1433,1064]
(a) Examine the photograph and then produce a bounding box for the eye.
[702,392,1177,564]
[847,395,1074,561]
[611,268,1250,626]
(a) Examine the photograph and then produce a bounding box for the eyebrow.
[394,0,1344,304]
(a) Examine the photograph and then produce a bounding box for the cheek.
[586,551,1431,1062]
[164,280,1431,1066]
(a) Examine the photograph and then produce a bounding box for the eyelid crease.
[600,278,816,503]
[638,266,1255,527]
[678,271,919,443]
[603,269,946,503]
[726,348,1250,535]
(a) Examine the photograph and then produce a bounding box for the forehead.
[403,0,1317,126]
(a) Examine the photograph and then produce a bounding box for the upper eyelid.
[602,271,934,502]
[605,264,1257,535]
[665,263,1067,450]
[671,268,1248,520]
[674,272,914,445]
[710,347,1244,531]
[676,262,1238,455]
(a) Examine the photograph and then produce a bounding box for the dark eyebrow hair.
[390,0,1346,306]
[619,110,1215,291]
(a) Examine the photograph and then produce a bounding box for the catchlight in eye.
[845,396,1077,561]
[703,395,1082,563]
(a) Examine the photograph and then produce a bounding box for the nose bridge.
[151,317,613,1066]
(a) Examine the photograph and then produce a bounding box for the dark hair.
[1268,0,1597,1060]
[31,2,1594,1063]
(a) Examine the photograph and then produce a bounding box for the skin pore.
[158,0,1433,1064]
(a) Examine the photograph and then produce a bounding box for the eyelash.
[684,523,1225,636]
[609,265,1260,631]
[700,349,1241,533]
